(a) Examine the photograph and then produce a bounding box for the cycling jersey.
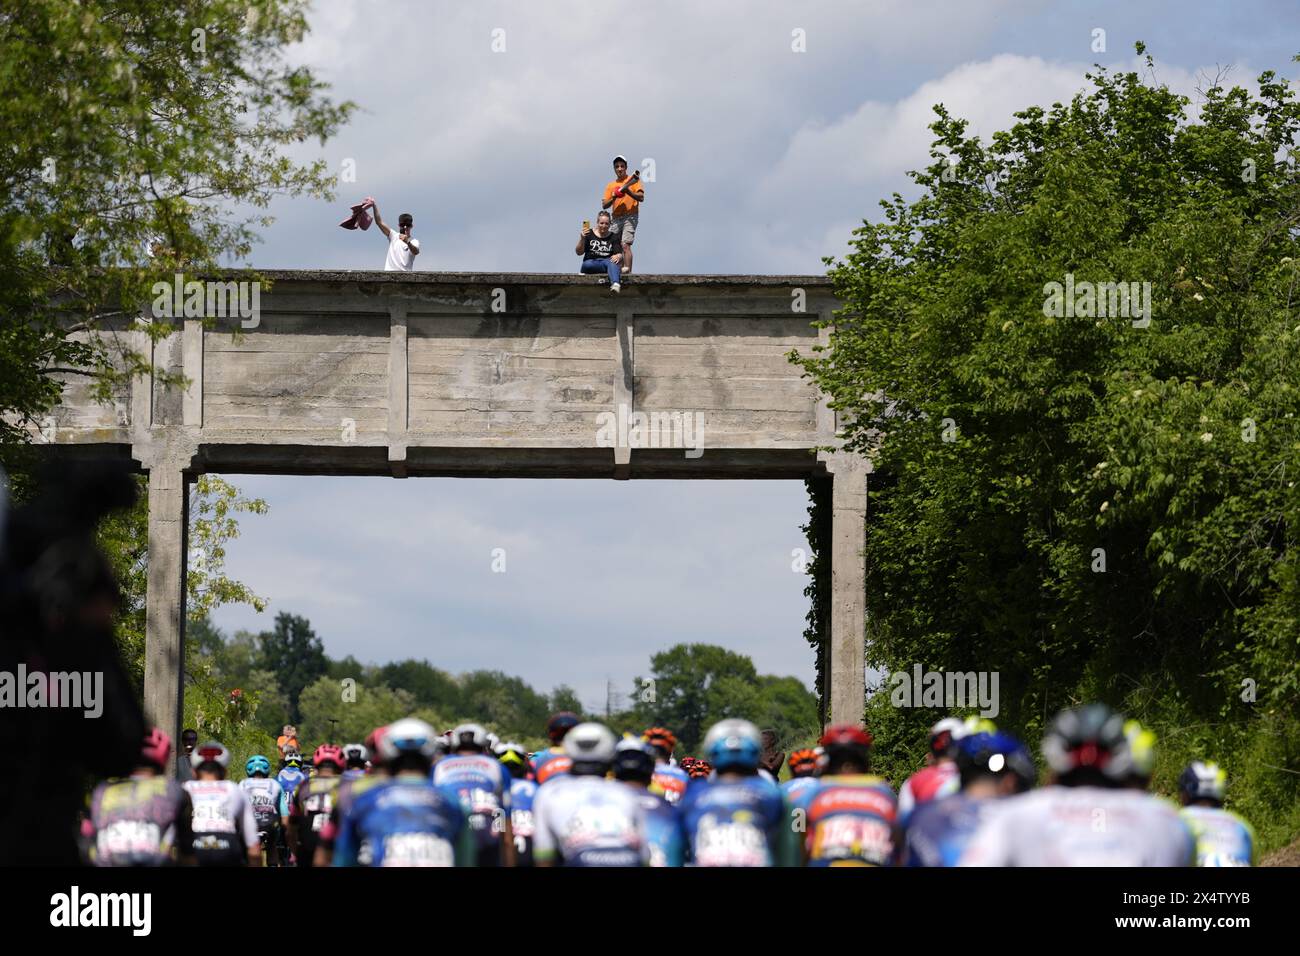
[509,777,538,867]
[780,776,820,804]
[635,789,686,867]
[1179,805,1256,867]
[959,786,1195,866]
[319,772,388,852]
[679,774,796,867]
[794,773,898,866]
[903,793,995,867]
[83,774,193,866]
[239,776,284,832]
[333,776,473,867]
[651,762,690,805]
[532,775,648,867]
[291,775,341,868]
[897,762,959,827]
[341,768,366,783]
[531,747,572,785]
[182,779,259,866]
[276,765,307,814]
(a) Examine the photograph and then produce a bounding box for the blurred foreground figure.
[0,462,146,864]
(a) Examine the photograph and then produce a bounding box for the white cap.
[612,154,627,164]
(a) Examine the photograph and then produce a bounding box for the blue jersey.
[531,747,572,785]
[680,774,794,867]
[276,766,306,815]
[333,776,470,867]
[432,754,512,852]
[508,778,538,866]
[780,776,820,804]
[1179,806,1256,867]
[903,793,991,867]
[636,790,686,867]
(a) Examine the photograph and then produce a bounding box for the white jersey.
[239,777,284,829]
[959,786,1195,867]
[531,774,648,867]
[184,780,259,847]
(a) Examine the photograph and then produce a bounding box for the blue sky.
[208,0,1300,711]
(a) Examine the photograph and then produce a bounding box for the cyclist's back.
[532,772,647,866]
[1179,805,1255,867]
[292,773,341,867]
[239,775,283,832]
[183,778,258,866]
[651,762,689,805]
[85,774,193,866]
[637,789,686,867]
[796,773,897,866]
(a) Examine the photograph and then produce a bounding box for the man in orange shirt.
[602,154,645,275]
[277,725,299,758]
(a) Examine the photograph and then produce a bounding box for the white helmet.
[190,740,231,770]
[379,718,439,761]
[563,722,617,769]
[449,723,489,752]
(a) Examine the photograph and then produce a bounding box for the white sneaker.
[610,282,621,293]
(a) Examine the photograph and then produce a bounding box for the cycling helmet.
[563,722,617,771]
[612,736,657,783]
[190,740,231,770]
[378,718,439,761]
[1124,719,1157,782]
[787,748,820,778]
[496,741,530,778]
[342,743,368,768]
[485,731,500,752]
[929,717,968,759]
[1041,703,1133,783]
[140,727,172,770]
[1179,761,1227,805]
[547,711,581,743]
[703,719,762,772]
[449,722,489,752]
[313,744,345,770]
[962,716,998,736]
[686,759,712,780]
[245,754,271,776]
[955,732,1036,789]
[364,726,388,761]
[643,726,677,757]
[283,751,303,769]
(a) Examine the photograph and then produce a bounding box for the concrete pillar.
[143,459,189,742]
[827,458,868,726]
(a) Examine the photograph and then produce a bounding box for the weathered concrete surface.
[37,272,871,735]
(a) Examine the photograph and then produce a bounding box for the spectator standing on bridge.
[602,155,644,274]
[373,202,420,271]
[576,211,624,293]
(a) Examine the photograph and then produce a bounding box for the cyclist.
[341,743,368,782]
[684,758,712,781]
[789,725,897,866]
[274,750,307,862]
[644,726,689,805]
[82,728,195,866]
[960,704,1195,866]
[496,741,537,866]
[315,726,391,867]
[289,744,345,868]
[333,718,475,867]
[532,711,580,784]
[614,736,685,867]
[897,716,975,827]
[431,722,515,866]
[1178,762,1256,867]
[532,722,648,866]
[903,731,1035,867]
[238,754,284,866]
[183,740,261,867]
[780,747,821,804]
[679,719,797,867]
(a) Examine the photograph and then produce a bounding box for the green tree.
[379,659,462,713]
[632,644,759,754]
[549,685,586,717]
[296,676,424,749]
[793,46,1300,848]
[0,0,352,483]
[256,612,327,724]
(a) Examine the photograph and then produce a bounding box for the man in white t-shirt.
[373,202,420,271]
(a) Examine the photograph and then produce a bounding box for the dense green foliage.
[794,47,1300,852]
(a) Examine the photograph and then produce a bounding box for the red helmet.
[819,724,874,750]
[313,744,345,770]
[788,748,819,777]
[140,727,172,769]
[547,711,581,742]
[642,726,677,756]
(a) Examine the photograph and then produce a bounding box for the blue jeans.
[581,258,621,284]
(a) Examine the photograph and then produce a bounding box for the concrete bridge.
[41,271,870,738]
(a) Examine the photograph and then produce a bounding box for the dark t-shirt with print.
[583,230,621,260]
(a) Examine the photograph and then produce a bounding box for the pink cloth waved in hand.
[339,196,376,230]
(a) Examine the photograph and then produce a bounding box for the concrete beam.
[825,454,869,727]
[142,455,190,744]
[387,304,408,478]
[613,307,634,479]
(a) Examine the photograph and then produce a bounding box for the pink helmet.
[313,743,345,770]
[141,727,172,769]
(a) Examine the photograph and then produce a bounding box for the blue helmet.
[246,754,271,776]
[955,732,1036,789]
[702,719,762,772]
